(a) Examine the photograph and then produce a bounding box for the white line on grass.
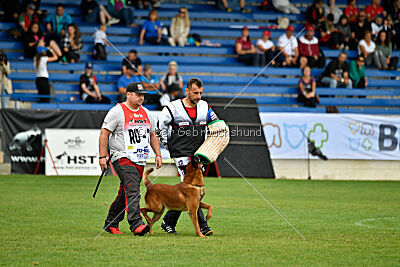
[355,217,398,230]
[223,157,306,239]
[224,27,305,109]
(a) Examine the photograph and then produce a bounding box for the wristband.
[99,156,107,159]
[156,155,161,158]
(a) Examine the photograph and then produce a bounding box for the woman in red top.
[235,27,265,66]
[344,0,359,23]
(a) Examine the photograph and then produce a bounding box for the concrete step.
[0,163,11,175]
[0,151,4,164]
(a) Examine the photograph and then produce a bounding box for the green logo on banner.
[308,123,329,149]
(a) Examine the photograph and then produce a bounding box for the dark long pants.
[104,159,145,232]
[238,53,265,67]
[35,77,50,103]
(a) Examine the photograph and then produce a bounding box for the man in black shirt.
[79,62,111,104]
[350,11,372,50]
[321,52,352,89]
[122,49,142,76]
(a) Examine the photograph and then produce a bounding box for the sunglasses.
[179,11,186,14]
[358,59,364,62]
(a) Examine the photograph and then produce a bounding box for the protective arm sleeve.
[156,106,172,150]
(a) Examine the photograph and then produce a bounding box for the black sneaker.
[201,227,213,236]
[161,222,178,234]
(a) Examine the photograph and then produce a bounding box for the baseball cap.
[287,25,295,31]
[242,26,249,30]
[85,62,93,69]
[126,82,148,94]
[27,3,36,10]
[263,30,271,37]
[305,25,315,31]
[36,46,48,54]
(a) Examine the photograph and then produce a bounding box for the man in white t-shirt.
[256,30,276,66]
[277,25,299,67]
[99,82,162,236]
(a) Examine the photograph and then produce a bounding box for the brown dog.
[140,157,212,238]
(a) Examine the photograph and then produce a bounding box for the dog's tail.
[143,168,154,188]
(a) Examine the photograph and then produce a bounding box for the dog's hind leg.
[199,202,213,221]
[149,206,164,233]
[140,208,154,234]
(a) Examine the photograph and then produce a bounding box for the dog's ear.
[191,155,200,167]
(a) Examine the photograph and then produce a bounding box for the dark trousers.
[238,53,265,66]
[297,93,317,107]
[145,36,168,45]
[104,159,145,232]
[163,209,208,229]
[84,94,111,104]
[35,77,50,103]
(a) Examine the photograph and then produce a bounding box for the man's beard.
[190,97,199,105]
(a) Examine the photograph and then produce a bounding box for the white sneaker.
[108,18,120,25]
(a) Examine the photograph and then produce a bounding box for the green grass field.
[0,174,399,266]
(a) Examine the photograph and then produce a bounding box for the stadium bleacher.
[0,0,399,114]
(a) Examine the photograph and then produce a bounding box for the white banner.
[45,129,101,176]
[260,113,400,160]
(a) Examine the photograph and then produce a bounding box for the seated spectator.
[319,14,341,48]
[256,30,276,66]
[349,55,366,88]
[93,24,110,60]
[235,27,265,67]
[376,30,398,69]
[79,62,111,104]
[117,70,141,102]
[271,0,301,14]
[297,66,317,107]
[159,83,180,108]
[34,44,58,102]
[305,0,325,28]
[323,0,343,24]
[277,25,299,67]
[134,0,160,10]
[336,15,352,50]
[44,3,72,37]
[382,15,396,44]
[321,52,352,88]
[298,25,324,69]
[365,0,386,23]
[390,0,400,24]
[220,0,251,13]
[2,0,20,22]
[21,0,43,19]
[344,0,359,23]
[106,0,135,27]
[62,24,82,63]
[24,22,63,60]
[371,14,384,38]
[81,0,119,25]
[141,64,160,91]
[0,50,12,109]
[358,30,384,68]
[168,7,190,47]
[18,4,38,35]
[350,11,371,50]
[139,10,166,45]
[160,61,183,93]
[122,49,142,76]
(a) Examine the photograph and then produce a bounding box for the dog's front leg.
[188,208,206,238]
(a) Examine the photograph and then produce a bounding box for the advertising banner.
[260,113,400,160]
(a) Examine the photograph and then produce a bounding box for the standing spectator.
[257,30,276,66]
[117,70,140,101]
[371,14,384,38]
[350,11,371,50]
[62,24,82,63]
[298,25,324,69]
[365,0,386,23]
[79,62,111,104]
[376,30,398,69]
[44,3,73,36]
[305,0,325,28]
[18,4,38,35]
[235,27,265,67]
[277,25,299,67]
[271,0,301,14]
[344,0,359,23]
[0,51,12,109]
[336,15,352,50]
[34,44,58,102]
[349,55,366,88]
[141,64,160,91]
[321,52,352,89]
[297,66,317,107]
[139,10,164,45]
[358,30,383,68]
[323,0,343,24]
[168,7,190,47]
[93,24,110,60]
[122,49,142,76]
[81,0,119,25]
[106,0,136,27]
[160,61,183,92]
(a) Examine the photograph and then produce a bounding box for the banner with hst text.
[260,113,400,160]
